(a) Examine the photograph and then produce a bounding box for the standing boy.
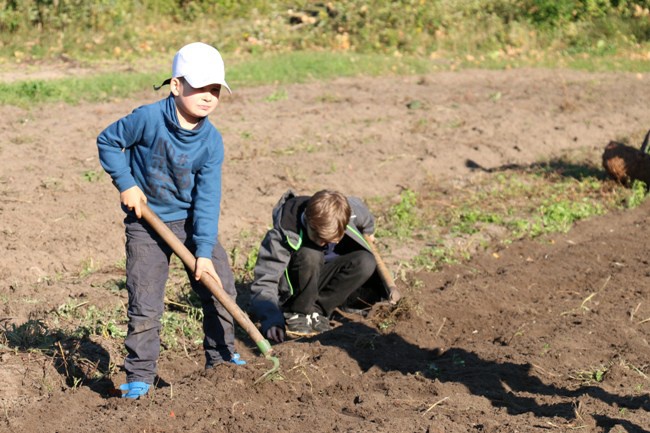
[97,42,243,399]
[249,189,393,343]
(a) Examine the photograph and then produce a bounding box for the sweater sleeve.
[191,132,224,258]
[97,108,145,192]
[249,228,292,335]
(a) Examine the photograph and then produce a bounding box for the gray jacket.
[249,190,376,335]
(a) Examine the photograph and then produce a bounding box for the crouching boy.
[249,189,392,343]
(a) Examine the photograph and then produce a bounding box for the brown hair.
[305,190,351,243]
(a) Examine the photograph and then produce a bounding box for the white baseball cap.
[172,42,231,94]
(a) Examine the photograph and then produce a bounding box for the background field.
[2,2,650,432]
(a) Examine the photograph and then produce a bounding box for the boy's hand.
[266,326,285,343]
[195,257,221,284]
[120,186,147,218]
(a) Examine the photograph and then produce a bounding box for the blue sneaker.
[230,353,246,365]
[205,353,246,369]
[119,381,150,399]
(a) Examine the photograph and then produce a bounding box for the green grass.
[6,45,650,108]
[0,52,434,107]
[374,189,420,239]
[0,71,165,107]
[371,158,649,272]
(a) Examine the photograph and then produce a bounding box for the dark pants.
[284,235,377,317]
[123,217,237,383]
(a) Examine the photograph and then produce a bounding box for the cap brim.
[184,75,232,94]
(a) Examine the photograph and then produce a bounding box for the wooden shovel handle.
[364,234,402,305]
[139,203,272,356]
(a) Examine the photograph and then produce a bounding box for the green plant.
[412,245,458,271]
[3,319,55,350]
[626,179,648,208]
[534,198,603,235]
[377,189,420,239]
[571,364,610,384]
[265,88,288,102]
[391,159,630,273]
[82,170,103,182]
[540,342,551,355]
[56,300,89,320]
[230,244,259,284]
[450,208,504,235]
[160,309,203,350]
[78,258,96,277]
[115,257,127,270]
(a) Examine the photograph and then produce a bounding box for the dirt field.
[2,68,650,432]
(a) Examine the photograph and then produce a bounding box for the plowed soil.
[1,68,650,433]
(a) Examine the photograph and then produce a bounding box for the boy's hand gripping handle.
[138,202,278,376]
[364,234,402,305]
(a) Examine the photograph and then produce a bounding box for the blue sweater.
[97,94,224,258]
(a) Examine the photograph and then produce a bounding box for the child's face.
[171,78,221,129]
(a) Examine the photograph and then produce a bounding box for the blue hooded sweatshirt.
[97,94,224,258]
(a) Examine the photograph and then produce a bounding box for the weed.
[82,170,103,182]
[231,244,259,284]
[114,256,127,270]
[370,297,420,332]
[79,258,96,277]
[376,189,420,239]
[94,277,126,294]
[626,179,648,209]
[450,208,503,235]
[55,301,86,320]
[410,117,430,134]
[317,93,345,103]
[540,343,551,355]
[265,88,288,102]
[570,364,610,385]
[271,141,319,156]
[98,320,127,339]
[377,319,395,331]
[412,244,458,271]
[536,199,603,235]
[160,309,203,350]
[3,319,55,350]
[381,163,629,273]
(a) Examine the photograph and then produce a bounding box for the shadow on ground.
[2,318,114,397]
[305,320,650,433]
[465,157,606,181]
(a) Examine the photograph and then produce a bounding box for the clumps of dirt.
[368,297,419,331]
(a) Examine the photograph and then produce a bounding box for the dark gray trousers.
[284,235,376,317]
[123,217,237,383]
